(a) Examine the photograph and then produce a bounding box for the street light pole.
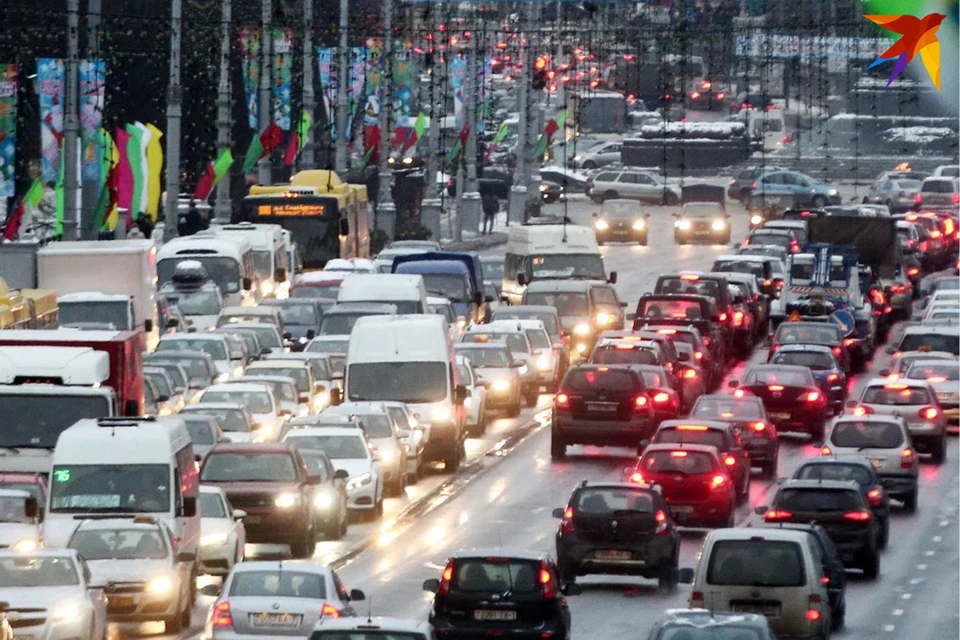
[163,0,183,240]
[301,0,316,169]
[334,0,349,173]
[213,0,233,225]
[62,0,81,240]
[257,0,273,185]
[376,0,396,238]
[461,19,480,236]
[420,7,442,240]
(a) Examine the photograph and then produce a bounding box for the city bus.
[241,170,371,270]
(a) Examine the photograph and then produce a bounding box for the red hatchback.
[627,443,736,528]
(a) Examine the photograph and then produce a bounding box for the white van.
[217,222,290,299]
[336,273,428,314]
[44,416,200,590]
[345,315,467,471]
[502,224,613,305]
[157,232,256,308]
[745,109,787,152]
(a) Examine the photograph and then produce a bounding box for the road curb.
[441,232,508,252]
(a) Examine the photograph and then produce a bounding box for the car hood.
[221,431,256,443]
[560,315,591,331]
[0,585,84,609]
[201,517,236,538]
[474,367,513,383]
[88,558,172,584]
[0,522,41,547]
[184,314,220,331]
[327,459,372,479]
[203,480,302,494]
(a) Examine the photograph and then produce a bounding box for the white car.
[230,375,302,417]
[312,617,433,639]
[0,489,42,551]
[456,355,487,437]
[380,401,427,482]
[281,427,384,519]
[0,549,107,640]
[155,333,238,380]
[195,383,285,441]
[67,517,193,633]
[321,403,410,497]
[198,486,246,577]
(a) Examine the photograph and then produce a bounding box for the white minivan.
[336,273,428,314]
[45,416,200,593]
[346,315,467,472]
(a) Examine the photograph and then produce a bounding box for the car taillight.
[820,445,832,455]
[682,368,698,379]
[806,595,822,621]
[907,267,920,277]
[710,475,727,489]
[320,604,341,619]
[751,181,758,190]
[212,602,233,628]
[540,561,556,599]
[634,395,649,411]
[438,560,455,596]
[827,373,840,383]
[751,421,766,432]
[851,405,874,417]
[843,338,857,347]
[914,193,922,203]
[630,472,645,484]
[920,406,939,420]
[821,569,831,584]
[867,488,883,506]
[732,311,744,327]
[654,509,669,534]
[768,385,784,392]
[702,338,711,346]
[764,509,792,521]
[805,391,821,403]
[952,193,959,204]
[694,350,703,360]
[901,448,915,469]
[890,284,907,293]
[723,454,737,466]
[555,392,570,410]
[653,392,671,403]
[718,312,728,322]
[930,231,943,239]
[560,507,575,533]
[832,346,843,357]
[843,510,872,522]
[691,591,704,608]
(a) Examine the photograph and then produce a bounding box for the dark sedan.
[730,364,830,442]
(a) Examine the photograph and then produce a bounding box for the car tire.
[931,436,946,464]
[407,463,420,485]
[658,563,679,592]
[811,421,825,446]
[443,446,460,473]
[557,560,576,584]
[603,190,618,202]
[723,506,736,528]
[179,601,191,629]
[375,495,384,518]
[551,435,567,460]
[290,528,314,558]
[663,191,680,206]
[739,188,750,202]
[878,517,889,550]
[832,600,846,631]
[860,548,880,580]
[812,195,827,208]
[525,386,540,407]
[508,397,521,417]
[639,233,648,246]
[761,456,778,480]
[903,488,918,513]
[862,197,870,204]
[582,160,597,170]
[164,606,184,634]
[596,238,605,246]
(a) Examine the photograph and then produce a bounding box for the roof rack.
[97,417,157,427]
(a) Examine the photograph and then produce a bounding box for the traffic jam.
[0,198,958,640]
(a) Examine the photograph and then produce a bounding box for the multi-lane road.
[117,193,959,640]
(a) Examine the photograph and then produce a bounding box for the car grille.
[574,520,652,546]
[106,582,147,594]
[227,492,277,510]
[8,609,47,629]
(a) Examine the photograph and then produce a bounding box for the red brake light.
[680,274,701,281]
[677,424,709,431]
[805,391,821,403]
[901,448,915,469]
[843,510,872,522]
[952,193,959,204]
[851,405,873,417]
[653,392,670,403]
[561,507,575,533]
[920,406,939,420]
[630,472,645,484]
[691,591,704,608]
[806,609,822,622]
[827,373,840,383]
[320,604,341,619]
[710,474,727,489]
[732,311,744,327]
[751,181,758,189]
[718,312,728,322]
[930,230,942,239]
[634,395,649,409]
[867,488,883,506]
[654,509,669,534]
[438,560,455,596]
[914,193,923,203]
[764,509,792,521]
[733,389,745,398]
[768,384,784,392]
[540,562,556,599]
[843,338,857,347]
[908,267,920,276]
[212,602,233,628]
[821,569,831,584]
[682,368,698,379]
[723,455,737,466]
[694,350,703,360]
[555,393,570,409]
[832,346,843,356]
[656,329,677,335]
[751,421,766,432]
[671,451,689,457]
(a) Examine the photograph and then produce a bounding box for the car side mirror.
[562,583,583,596]
[879,369,890,377]
[484,295,495,303]
[349,589,366,601]
[423,578,440,593]
[608,271,618,285]
[845,399,857,408]
[177,551,197,563]
[728,380,739,388]
[339,218,350,236]
[517,273,527,287]
[243,277,253,291]
[166,318,180,329]
[233,509,247,520]
[334,469,350,480]
[307,329,316,340]
[510,361,525,368]
[754,505,769,515]
[283,332,293,341]
[677,568,695,584]
[625,312,636,321]
[24,497,38,519]
[182,496,198,518]
[199,584,220,597]
[551,507,565,518]
[144,319,154,332]
[306,473,322,485]
[275,267,287,283]
[884,346,896,354]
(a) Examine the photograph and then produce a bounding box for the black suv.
[551,364,656,459]
[423,551,580,639]
[653,273,734,354]
[632,294,726,365]
[552,481,680,590]
[757,479,880,579]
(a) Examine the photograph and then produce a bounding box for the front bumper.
[198,542,235,576]
[422,420,461,460]
[106,588,181,622]
[346,480,378,510]
[483,383,520,408]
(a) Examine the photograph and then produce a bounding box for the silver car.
[903,359,960,425]
[571,140,623,170]
[918,177,959,208]
[851,378,947,464]
[588,169,681,205]
[454,343,523,417]
[203,561,365,640]
[822,415,919,512]
[862,178,922,213]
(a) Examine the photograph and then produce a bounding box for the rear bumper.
[877,473,918,498]
[764,407,825,433]
[553,414,654,446]
[430,618,564,639]
[665,499,733,526]
[743,439,778,463]
[558,536,676,576]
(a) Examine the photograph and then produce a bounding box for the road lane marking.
[893,609,904,616]
[924,550,935,556]
[901,593,912,600]
[884,625,896,632]
[917,564,928,570]
[909,578,925,585]
[932,535,942,542]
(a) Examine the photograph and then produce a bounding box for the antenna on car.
[367,597,373,623]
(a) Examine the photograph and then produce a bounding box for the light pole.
[213,0,233,225]
[334,0,349,173]
[301,0,316,169]
[420,6,442,240]
[62,0,81,240]
[461,19,480,236]
[376,0,396,238]
[163,0,183,240]
[258,0,273,186]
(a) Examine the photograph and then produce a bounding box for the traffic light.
[532,56,549,90]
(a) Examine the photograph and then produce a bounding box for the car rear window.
[658,278,723,301]
[771,351,835,370]
[229,571,326,598]
[922,179,956,193]
[658,625,765,640]
[707,540,805,587]
[656,427,726,450]
[862,385,931,405]
[307,339,349,354]
[898,334,960,355]
[796,463,873,486]
[575,488,654,514]
[905,362,960,381]
[640,299,705,321]
[743,367,812,387]
[201,452,297,482]
[453,559,541,593]
[591,345,659,366]
[692,397,764,420]
[565,368,637,391]
[641,450,715,474]
[493,311,561,337]
[830,421,904,448]
[775,324,840,344]
[776,488,862,512]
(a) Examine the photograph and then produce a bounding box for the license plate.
[770,411,791,420]
[243,515,262,524]
[937,393,953,401]
[251,613,302,628]
[108,596,134,607]
[732,603,780,616]
[870,458,884,470]
[15,635,33,640]
[587,402,618,412]
[670,505,694,514]
[594,550,631,560]
[474,609,517,621]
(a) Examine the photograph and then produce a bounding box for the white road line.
[933,535,942,542]
[902,593,912,600]
[884,625,896,632]
[893,609,904,616]
[940,520,949,526]
[917,564,928,570]
[924,550,935,556]
[909,578,925,585]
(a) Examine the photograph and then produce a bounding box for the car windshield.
[158,257,242,294]
[523,292,590,316]
[575,488,654,514]
[354,414,394,438]
[50,464,170,513]
[70,529,168,560]
[591,345,659,365]
[905,362,960,381]
[307,339,349,354]
[149,356,212,383]
[274,304,319,326]
[641,299,705,321]
[862,385,931,406]
[524,329,551,350]
[229,571,326,598]
[482,260,504,281]
[454,346,511,367]
[287,435,367,459]
[146,373,172,398]
[292,283,340,300]
[771,351,835,370]
[493,311,561,337]
[462,332,529,354]
[185,408,249,432]
[658,626,764,640]
[453,559,541,593]
[681,204,724,218]
[565,368,636,391]
[201,390,274,414]
[796,463,873,486]
[231,327,282,349]
[775,324,840,345]
[898,334,960,355]
[777,488,862,512]
[422,274,469,302]
[184,420,216,444]
[831,420,904,448]
[200,493,227,518]
[706,540,805,587]
[164,289,222,316]
[0,556,79,587]
[250,366,310,393]
[158,365,187,389]
[0,496,32,524]
[656,428,726,449]
[320,312,385,336]
[347,362,447,403]
[601,202,643,217]
[529,254,605,280]
[922,179,956,193]
[743,368,812,387]
[641,450,715,474]
[202,453,297,482]
[59,301,131,330]
[693,397,765,420]
[0,394,111,448]
[157,338,228,361]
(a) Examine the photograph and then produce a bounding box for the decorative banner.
[144,123,163,220]
[272,28,294,130]
[392,49,412,126]
[362,43,383,167]
[347,47,367,140]
[79,59,105,183]
[317,47,337,139]
[451,55,466,132]
[479,56,493,134]
[239,27,261,129]
[114,127,133,213]
[37,58,64,183]
[0,64,17,198]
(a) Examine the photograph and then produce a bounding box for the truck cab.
[158,261,225,332]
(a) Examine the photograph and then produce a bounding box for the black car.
[552,481,680,589]
[551,364,656,459]
[649,419,750,501]
[261,298,324,351]
[646,609,776,640]
[792,457,890,549]
[757,479,880,580]
[423,551,580,639]
[690,394,778,478]
[653,273,735,354]
[539,168,591,194]
[540,181,564,204]
[770,321,850,374]
[751,523,848,631]
[632,294,725,365]
[592,200,649,246]
[730,364,830,442]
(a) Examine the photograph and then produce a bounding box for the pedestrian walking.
[181,199,202,236]
[481,192,499,235]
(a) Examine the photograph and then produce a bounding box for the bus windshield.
[244,199,340,270]
[50,464,171,513]
[0,395,112,448]
[158,257,242,294]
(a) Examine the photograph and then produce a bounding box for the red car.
[627,443,736,528]
[649,420,751,503]
[0,473,49,508]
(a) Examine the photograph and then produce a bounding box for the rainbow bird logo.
[865,13,946,91]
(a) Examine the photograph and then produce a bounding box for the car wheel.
[325,516,342,540]
[508,397,521,417]
[832,600,846,631]
[557,560,576,584]
[761,456,778,480]
[658,563,679,592]
[407,463,420,485]
[551,435,567,460]
[878,517,889,550]
[860,548,880,580]
[603,190,618,202]
[443,447,460,473]
[931,436,947,464]
[164,606,184,634]
[903,487,918,513]
[812,195,827,208]
[582,160,596,170]
[862,197,870,204]
[674,233,686,245]
[738,188,750,202]
[811,421,825,446]
[525,386,540,407]
[596,237,605,246]
[723,506,736,528]
[340,513,349,537]
[179,600,191,629]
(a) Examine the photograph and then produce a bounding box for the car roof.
[659,608,771,628]
[706,527,812,542]
[642,442,720,455]
[862,377,930,389]
[449,548,548,561]
[797,457,875,470]
[832,414,907,427]
[325,303,399,314]
[524,279,593,293]
[200,485,227,496]
[285,427,365,438]
[73,516,168,532]
[902,324,960,336]
[657,419,733,432]
[204,383,274,394]
[208,442,296,454]
[455,342,509,351]
[181,402,248,412]
[231,560,331,574]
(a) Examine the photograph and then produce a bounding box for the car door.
[616,172,643,198]
[591,285,625,329]
[634,172,662,201]
[601,143,622,164]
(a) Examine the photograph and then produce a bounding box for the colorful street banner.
[144,123,163,220]
[272,28,294,130]
[451,55,466,132]
[317,47,337,139]
[239,27,261,129]
[79,59,105,183]
[115,127,133,214]
[347,47,367,140]
[363,43,382,128]
[392,49,412,126]
[37,58,64,183]
[0,64,17,198]
[124,122,150,222]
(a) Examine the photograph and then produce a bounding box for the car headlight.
[492,378,511,392]
[233,365,244,378]
[298,336,308,344]
[750,214,763,225]
[596,312,612,326]
[347,473,373,490]
[595,219,609,230]
[201,533,229,547]
[540,184,548,192]
[274,492,300,508]
[536,353,553,371]
[378,447,396,463]
[573,154,582,162]
[675,219,692,230]
[573,323,591,336]
[52,603,83,621]
[13,538,39,552]
[261,280,274,296]
[711,219,727,231]
[518,364,528,375]
[146,576,174,594]
[576,343,587,352]
[432,405,451,422]
[314,492,334,508]
[632,220,645,231]
[828,188,838,196]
